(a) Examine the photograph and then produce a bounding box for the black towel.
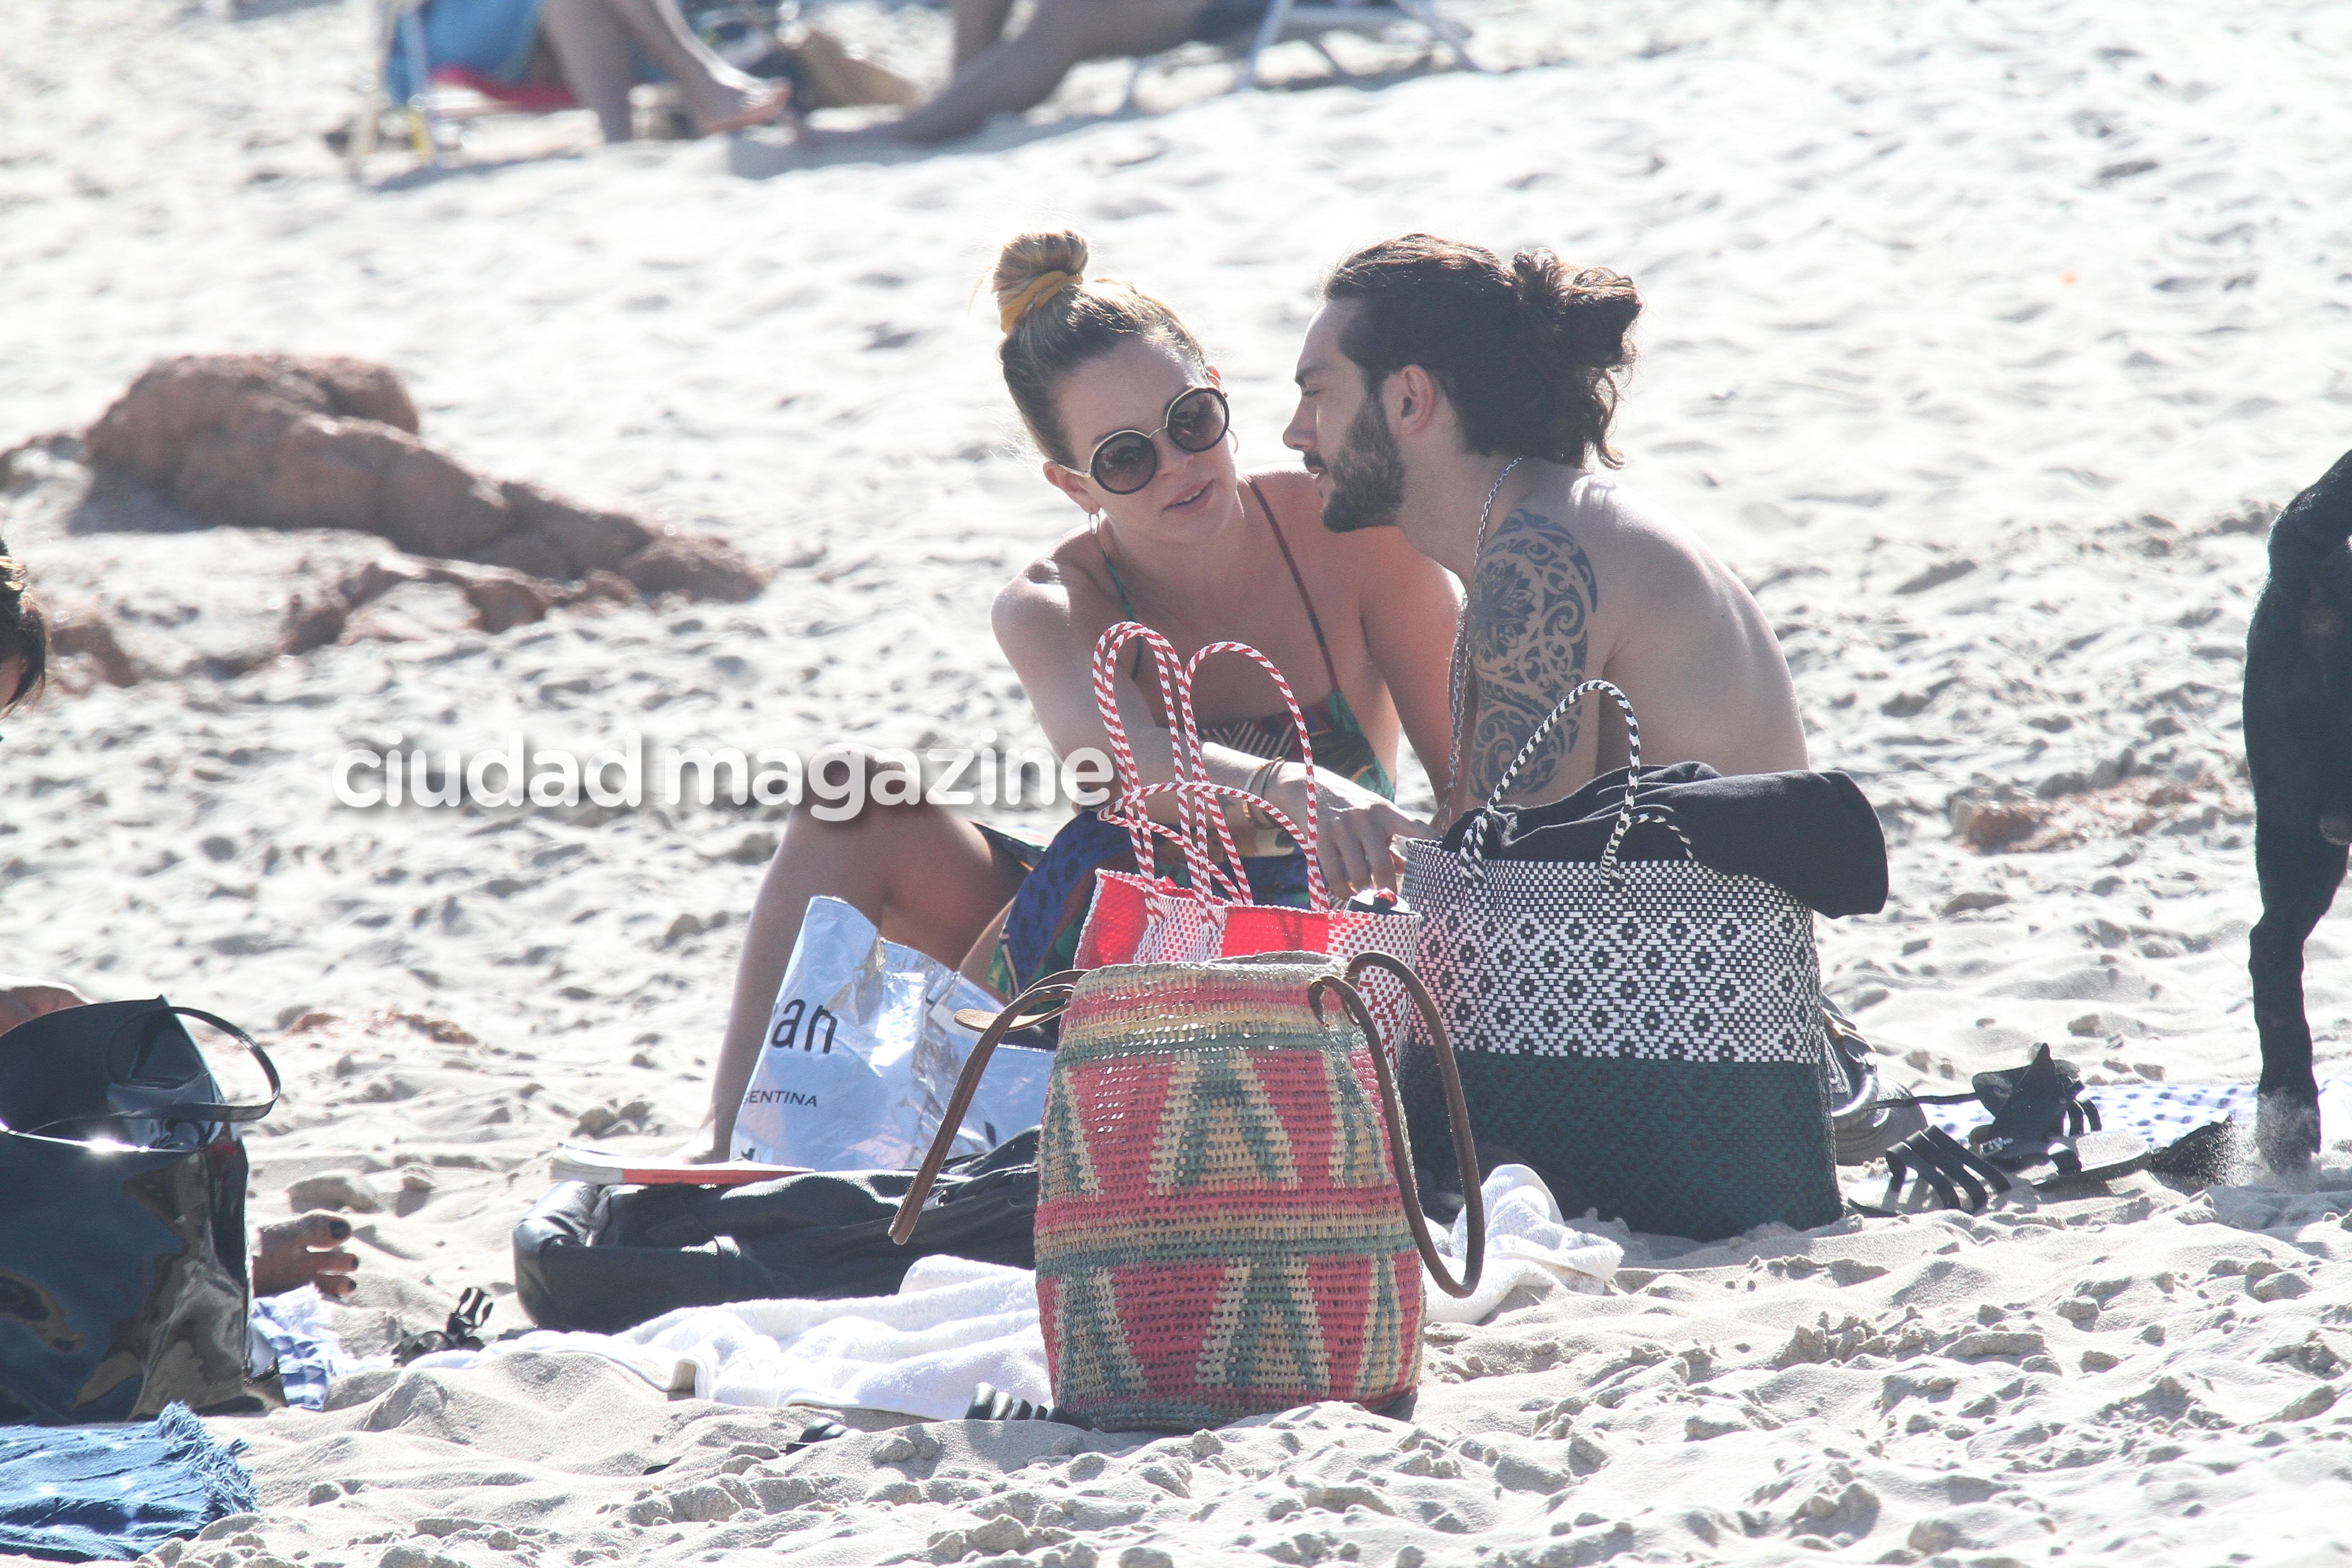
[1437,761,1889,918]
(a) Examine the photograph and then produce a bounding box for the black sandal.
[1870,1046,2148,1200]
[393,1286,494,1364]
[1870,1125,2014,1214]
[1967,1045,2149,1183]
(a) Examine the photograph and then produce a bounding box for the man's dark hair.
[1322,234,1641,468]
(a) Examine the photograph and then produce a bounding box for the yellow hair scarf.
[0,557,24,594]
[1000,271,1078,334]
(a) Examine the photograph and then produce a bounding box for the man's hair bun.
[1323,233,1642,468]
[1512,251,1640,371]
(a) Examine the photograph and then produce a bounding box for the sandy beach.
[6,0,2352,1562]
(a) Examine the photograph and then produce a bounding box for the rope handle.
[1181,639,1322,883]
[890,970,1084,1245]
[1091,622,1222,895]
[1463,679,1645,885]
[1107,780,1331,911]
[1308,954,1486,1299]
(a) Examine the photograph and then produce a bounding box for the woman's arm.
[993,552,1423,894]
[993,555,1257,802]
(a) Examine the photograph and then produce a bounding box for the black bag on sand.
[0,999,279,1424]
[514,1130,1040,1333]
[1403,682,1879,1243]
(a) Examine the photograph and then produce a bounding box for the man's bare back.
[1282,234,1805,819]
[1454,470,1806,814]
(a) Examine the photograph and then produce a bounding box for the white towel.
[1422,1162,1623,1324]
[409,1168,1615,1417]
[409,1255,1050,1420]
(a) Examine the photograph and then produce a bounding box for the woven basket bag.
[893,951,1485,1433]
[1402,680,1840,1243]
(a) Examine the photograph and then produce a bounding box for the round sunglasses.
[1080,386,1231,495]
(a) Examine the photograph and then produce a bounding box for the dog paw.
[2256,1087,2322,1173]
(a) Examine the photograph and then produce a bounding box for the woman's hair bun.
[1512,250,1640,370]
[993,229,1091,326]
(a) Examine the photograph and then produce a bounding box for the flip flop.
[2032,1127,2151,1187]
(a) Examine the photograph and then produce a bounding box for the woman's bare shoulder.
[995,526,1110,641]
[1249,470,1392,560]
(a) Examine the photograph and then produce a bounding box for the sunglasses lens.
[1168,388,1228,452]
[1091,433,1158,494]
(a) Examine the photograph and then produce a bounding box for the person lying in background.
[0,545,360,1301]
[801,0,1266,148]
[702,226,1457,1157]
[1287,234,1809,815]
[387,0,791,143]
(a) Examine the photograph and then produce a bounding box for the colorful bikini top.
[1097,479,1394,801]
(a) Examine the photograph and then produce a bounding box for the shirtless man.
[1283,233,1806,816]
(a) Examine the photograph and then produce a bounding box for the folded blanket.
[0,1403,256,1564]
[1441,760,1890,918]
[249,1287,390,1411]
[415,1167,1621,1419]
[1923,1078,2352,1149]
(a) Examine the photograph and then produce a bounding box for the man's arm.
[1354,527,1461,794]
[1463,506,1603,804]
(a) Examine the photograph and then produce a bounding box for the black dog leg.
[2243,448,2352,1173]
[2249,800,2344,1171]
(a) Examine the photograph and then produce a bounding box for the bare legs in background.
[811,0,1206,146]
[539,0,790,141]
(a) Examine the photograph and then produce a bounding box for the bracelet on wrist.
[1243,759,1284,829]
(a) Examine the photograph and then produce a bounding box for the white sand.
[7,0,2352,1563]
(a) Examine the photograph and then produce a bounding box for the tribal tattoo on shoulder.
[1465,507,1600,802]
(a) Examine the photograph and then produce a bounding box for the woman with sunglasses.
[704,229,1456,1157]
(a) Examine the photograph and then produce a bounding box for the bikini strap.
[1094,518,1151,685]
[1093,517,1137,616]
[1250,479,1343,698]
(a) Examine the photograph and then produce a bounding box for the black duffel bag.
[0,998,279,1424]
[515,1130,1040,1333]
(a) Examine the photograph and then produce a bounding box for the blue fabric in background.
[0,1403,257,1564]
[385,0,549,99]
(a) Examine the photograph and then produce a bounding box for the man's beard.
[1315,396,1407,533]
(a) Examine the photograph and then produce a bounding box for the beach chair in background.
[1124,0,1479,110]
[344,0,847,174]
[347,0,588,172]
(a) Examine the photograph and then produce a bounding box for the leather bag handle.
[890,970,1083,1245]
[1309,953,1485,1300]
[17,1003,281,1138]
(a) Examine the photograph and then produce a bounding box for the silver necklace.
[1442,457,1524,811]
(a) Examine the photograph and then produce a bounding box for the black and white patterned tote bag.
[1401,681,1840,1242]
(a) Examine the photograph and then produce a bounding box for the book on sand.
[551,1145,810,1187]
